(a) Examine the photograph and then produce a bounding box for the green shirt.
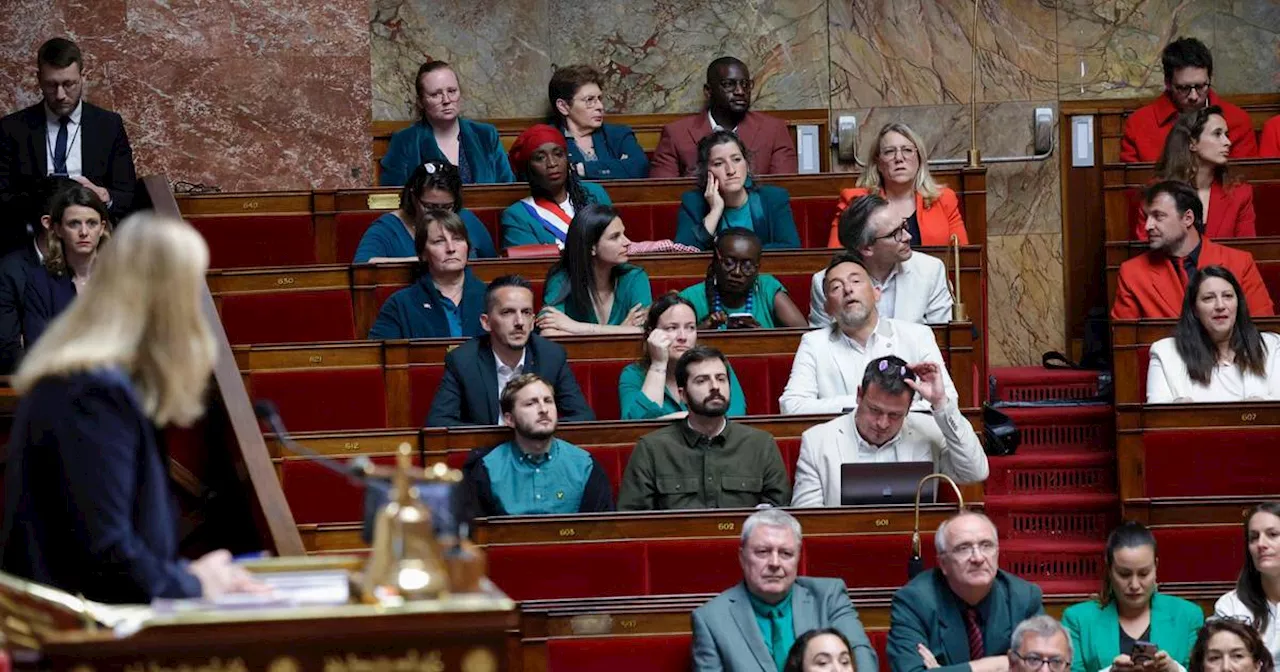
[748,588,795,672]
[679,273,787,329]
[617,420,791,510]
[617,361,748,420]
[722,194,755,232]
[544,264,652,325]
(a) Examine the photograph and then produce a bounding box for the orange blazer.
[1132,181,1256,240]
[1111,238,1275,319]
[826,186,968,248]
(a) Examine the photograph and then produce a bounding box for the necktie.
[964,607,985,661]
[53,116,69,175]
[767,607,787,672]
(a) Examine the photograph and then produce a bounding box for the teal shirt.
[1061,593,1204,672]
[679,273,787,329]
[500,181,613,249]
[722,195,754,231]
[543,265,651,325]
[480,439,595,515]
[617,361,748,420]
[748,588,795,672]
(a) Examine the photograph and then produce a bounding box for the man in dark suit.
[887,512,1045,672]
[0,37,136,256]
[650,56,798,178]
[426,275,594,427]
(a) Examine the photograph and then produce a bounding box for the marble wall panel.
[1213,8,1280,94]
[987,233,1066,367]
[548,0,830,115]
[829,0,1057,109]
[370,0,551,120]
[0,0,370,191]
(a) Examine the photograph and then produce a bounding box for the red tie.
[964,607,985,660]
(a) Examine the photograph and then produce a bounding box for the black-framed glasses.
[718,256,758,275]
[717,78,753,93]
[1011,652,1069,672]
[873,220,912,243]
[1172,82,1210,96]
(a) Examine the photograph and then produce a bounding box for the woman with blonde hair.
[1,213,265,603]
[826,122,969,247]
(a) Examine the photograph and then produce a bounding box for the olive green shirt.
[617,419,791,510]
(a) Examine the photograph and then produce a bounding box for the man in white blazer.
[809,193,952,328]
[781,254,956,415]
[691,509,878,672]
[790,355,988,507]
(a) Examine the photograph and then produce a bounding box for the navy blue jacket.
[0,243,41,373]
[368,270,487,340]
[21,264,76,349]
[564,123,650,180]
[425,333,595,427]
[0,368,202,602]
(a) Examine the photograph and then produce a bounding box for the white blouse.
[1215,590,1280,662]
[1146,333,1280,403]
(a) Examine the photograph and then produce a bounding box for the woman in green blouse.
[679,227,807,330]
[617,293,747,420]
[538,204,651,336]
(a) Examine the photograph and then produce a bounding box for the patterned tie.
[53,116,69,175]
[964,607,985,661]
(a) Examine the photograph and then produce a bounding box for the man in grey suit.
[691,508,878,672]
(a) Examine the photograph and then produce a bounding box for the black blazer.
[0,243,41,374]
[0,368,202,602]
[21,264,76,350]
[425,333,595,427]
[0,101,136,252]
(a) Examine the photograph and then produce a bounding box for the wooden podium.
[0,566,517,672]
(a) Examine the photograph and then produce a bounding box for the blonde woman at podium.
[0,214,265,603]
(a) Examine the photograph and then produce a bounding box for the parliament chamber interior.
[1,4,1279,671]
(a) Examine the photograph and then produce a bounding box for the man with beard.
[808,194,951,328]
[649,57,797,178]
[887,512,1044,672]
[0,38,136,256]
[427,275,595,426]
[618,345,790,510]
[1112,181,1273,319]
[790,355,987,508]
[460,373,613,516]
[780,254,956,415]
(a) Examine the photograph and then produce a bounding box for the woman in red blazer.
[826,122,968,248]
[1138,105,1255,240]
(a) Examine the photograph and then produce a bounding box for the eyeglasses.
[424,87,460,103]
[873,221,912,243]
[879,145,918,160]
[947,540,998,559]
[417,198,456,211]
[574,94,604,107]
[718,256,758,275]
[717,78,754,93]
[1011,652,1069,672]
[1173,82,1210,96]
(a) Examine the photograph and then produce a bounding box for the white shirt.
[44,101,83,178]
[1215,590,1280,662]
[494,349,527,425]
[779,316,957,415]
[1146,333,1280,403]
[790,402,989,507]
[707,111,737,133]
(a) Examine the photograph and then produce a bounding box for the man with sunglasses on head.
[887,511,1045,672]
[790,355,986,507]
[650,57,797,178]
[809,194,951,328]
[1120,37,1257,163]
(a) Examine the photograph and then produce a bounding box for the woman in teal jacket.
[548,64,649,180]
[618,293,747,420]
[674,130,800,250]
[538,204,650,336]
[1063,522,1205,672]
[500,124,613,249]
[379,61,515,186]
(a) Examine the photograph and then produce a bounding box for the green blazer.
[888,569,1044,672]
[1061,593,1204,672]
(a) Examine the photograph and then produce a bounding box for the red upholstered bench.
[1252,183,1280,237]
[1258,262,1280,308]
[334,211,381,263]
[190,214,317,269]
[646,538,745,595]
[569,360,633,421]
[805,533,936,590]
[793,197,841,248]
[220,289,356,345]
[1152,525,1243,583]
[488,541,649,600]
[280,455,399,525]
[248,368,388,432]
[547,634,692,672]
[1142,427,1280,497]
[615,203,682,242]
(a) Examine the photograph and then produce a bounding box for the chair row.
[1102,159,1280,242]
[176,170,989,268]
[237,325,980,432]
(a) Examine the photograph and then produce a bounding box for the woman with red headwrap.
[500,124,613,250]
